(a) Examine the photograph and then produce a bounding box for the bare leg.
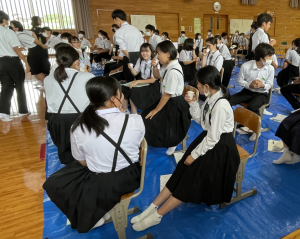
[157,196,182,216]
[153,187,173,207]
[129,99,138,114]
[34,73,46,83]
[122,99,128,110]
[283,62,288,69]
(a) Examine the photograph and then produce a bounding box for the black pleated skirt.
[43,161,141,233]
[94,52,112,62]
[122,80,161,111]
[275,110,300,155]
[179,62,197,87]
[27,45,50,75]
[222,59,235,88]
[141,96,191,147]
[277,65,299,87]
[47,113,81,164]
[166,131,240,205]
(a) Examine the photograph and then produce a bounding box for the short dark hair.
[214,35,222,41]
[181,31,185,34]
[61,32,72,39]
[31,16,40,27]
[78,30,86,35]
[254,43,275,61]
[183,38,194,51]
[251,21,258,30]
[294,38,300,54]
[0,10,9,24]
[257,13,273,27]
[162,32,169,38]
[208,29,212,32]
[221,32,228,37]
[42,27,52,33]
[139,43,154,62]
[52,31,60,36]
[111,9,127,21]
[69,36,79,43]
[111,24,119,29]
[11,20,24,31]
[145,24,155,32]
[154,29,160,35]
[54,42,71,51]
[100,30,110,40]
[206,36,218,46]
[140,30,144,35]
[156,40,177,61]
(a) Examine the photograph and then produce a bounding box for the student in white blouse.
[230,43,275,141]
[201,37,224,72]
[238,33,249,55]
[122,43,160,114]
[283,40,296,69]
[162,32,171,42]
[194,33,203,56]
[78,30,92,51]
[93,31,112,63]
[41,27,62,49]
[140,31,147,43]
[231,30,240,49]
[69,36,91,71]
[142,41,191,156]
[221,32,229,46]
[207,29,213,39]
[131,65,239,232]
[145,24,162,52]
[252,13,274,51]
[43,76,145,233]
[44,45,94,164]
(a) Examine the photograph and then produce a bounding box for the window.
[0,0,74,29]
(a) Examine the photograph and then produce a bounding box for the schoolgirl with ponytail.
[43,76,145,233]
[44,45,95,164]
[130,66,240,232]
[201,37,223,72]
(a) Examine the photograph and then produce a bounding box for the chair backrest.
[182,84,199,101]
[220,67,224,82]
[128,52,140,66]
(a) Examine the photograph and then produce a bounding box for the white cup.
[206,48,210,53]
[187,91,195,100]
[155,58,159,65]
[128,63,133,69]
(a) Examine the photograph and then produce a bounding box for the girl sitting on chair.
[43,76,145,233]
[131,66,240,232]
[122,43,161,114]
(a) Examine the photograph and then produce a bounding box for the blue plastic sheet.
[43,64,300,239]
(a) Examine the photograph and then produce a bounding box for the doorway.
[203,15,228,40]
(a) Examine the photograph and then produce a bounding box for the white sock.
[103,213,111,221]
[131,203,158,224]
[132,211,162,232]
[166,146,177,156]
[91,217,105,230]
[249,132,259,141]
[286,153,300,164]
[273,148,292,164]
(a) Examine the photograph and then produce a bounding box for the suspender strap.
[57,72,80,114]
[209,97,227,125]
[162,68,183,80]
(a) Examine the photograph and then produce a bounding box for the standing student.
[178,31,188,53]
[221,32,229,46]
[230,43,275,141]
[131,66,240,232]
[178,38,198,86]
[162,32,171,41]
[194,33,203,56]
[246,21,258,60]
[78,31,92,51]
[283,40,296,69]
[42,27,62,49]
[145,24,162,51]
[122,43,161,114]
[252,13,273,51]
[277,38,300,88]
[44,45,94,164]
[231,30,240,49]
[0,11,31,122]
[140,31,147,43]
[43,76,144,233]
[215,35,234,88]
[10,20,50,89]
[207,29,213,38]
[141,41,191,156]
[93,31,112,63]
[201,37,224,72]
[69,36,91,71]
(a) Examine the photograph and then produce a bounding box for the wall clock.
[213,2,221,11]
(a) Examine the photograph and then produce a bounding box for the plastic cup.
[187,91,195,100]
[129,63,133,68]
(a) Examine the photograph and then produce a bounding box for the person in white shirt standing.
[231,30,240,49]
[177,31,187,53]
[0,11,31,122]
[145,24,162,52]
[194,33,203,56]
[131,66,239,232]
[207,29,214,39]
[230,43,275,141]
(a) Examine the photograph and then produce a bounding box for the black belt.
[0,56,19,58]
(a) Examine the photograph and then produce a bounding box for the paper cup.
[155,58,159,65]
[187,91,195,100]
[129,63,133,68]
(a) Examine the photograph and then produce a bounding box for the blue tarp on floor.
[43,63,300,239]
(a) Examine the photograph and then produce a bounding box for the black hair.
[156,40,177,61]
[52,31,60,36]
[69,36,80,43]
[214,35,222,41]
[154,29,160,35]
[206,37,218,46]
[140,30,144,35]
[251,21,258,30]
[145,24,155,32]
[54,46,79,83]
[240,33,245,36]
[196,65,230,100]
[98,30,103,34]
[100,31,110,40]
[78,30,85,35]
[111,24,119,29]
[61,32,72,39]
[111,9,127,21]
[208,29,212,32]
[42,27,52,33]
[31,16,40,27]
[0,10,9,23]
[181,31,185,34]
[54,42,70,51]
[221,32,227,37]
[254,43,275,61]
[71,76,122,136]
[162,32,169,39]
[10,20,23,31]
[294,38,300,54]
[235,30,239,34]
[183,38,194,51]
[139,43,154,62]
[257,13,273,27]
[195,33,201,40]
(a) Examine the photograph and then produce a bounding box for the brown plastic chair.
[220,107,261,208]
[240,87,273,133]
[107,139,153,239]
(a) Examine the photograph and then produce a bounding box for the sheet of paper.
[173,152,185,164]
[240,126,253,133]
[268,140,284,153]
[270,114,288,122]
[122,81,150,87]
[160,174,172,191]
[236,128,249,135]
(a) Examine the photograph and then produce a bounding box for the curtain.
[290,0,299,8]
[241,0,248,4]
[71,0,94,39]
[249,0,257,5]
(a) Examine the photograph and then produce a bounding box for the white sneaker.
[124,109,130,115]
[249,132,260,141]
[132,211,162,232]
[0,113,12,122]
[131,203,158,224]
[263,109,273,116]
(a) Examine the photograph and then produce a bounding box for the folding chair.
[128,52,141,67]
[107,139,153,239]
[240,87,273,133]
[219,107,261,209]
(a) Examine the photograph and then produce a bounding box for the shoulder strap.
[57,72,80,114]
[209,97,227,125]
[162,68,183,80]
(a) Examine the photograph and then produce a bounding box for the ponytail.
[54,64,68,83]
[220,85,231,101]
